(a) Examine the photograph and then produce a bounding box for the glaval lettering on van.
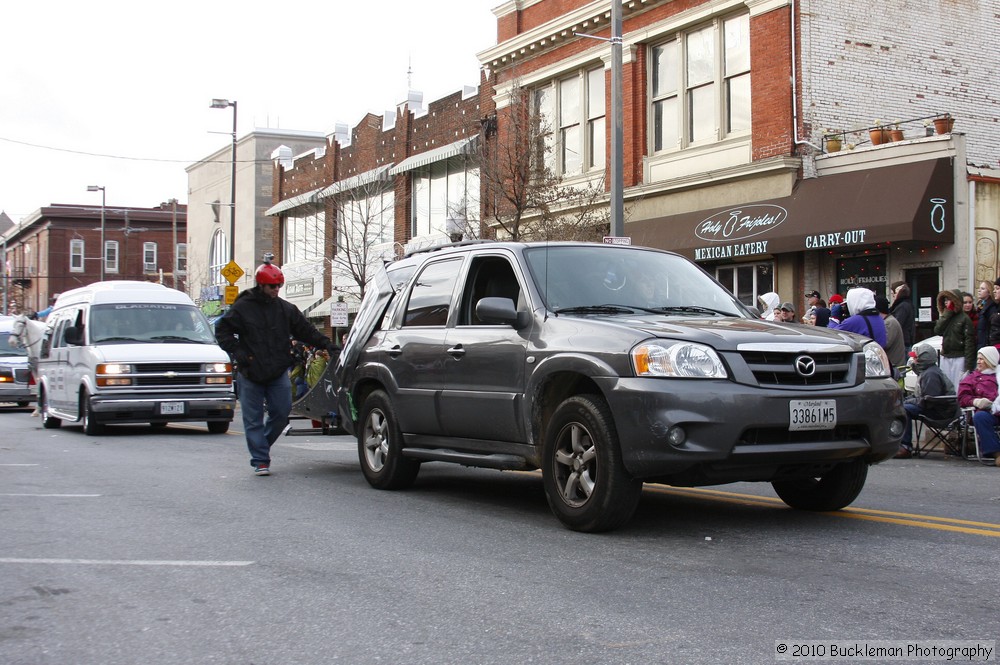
[695,205,788,242]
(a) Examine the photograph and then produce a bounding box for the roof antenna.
[407,55,412,90]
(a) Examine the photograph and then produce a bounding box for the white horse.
[9,315,49,415]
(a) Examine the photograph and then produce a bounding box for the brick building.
[262,0,999,340]
[1,202,187,315]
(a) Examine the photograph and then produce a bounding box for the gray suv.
[334,242,904,532]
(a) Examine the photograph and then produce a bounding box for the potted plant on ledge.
[933,113,955,134]
[823,130,843,153]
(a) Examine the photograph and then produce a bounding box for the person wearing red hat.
[216,258,340,476]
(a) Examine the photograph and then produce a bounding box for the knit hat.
[874,295,890,314]
[829,294,845,304]
[978,346,999,369]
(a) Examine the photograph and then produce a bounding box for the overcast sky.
[1,0,498,223]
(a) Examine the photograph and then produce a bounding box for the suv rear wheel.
[542,394,642,532]
[771,458,868,511]
[358,390,420,490]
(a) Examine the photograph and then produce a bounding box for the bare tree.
[328,176,396,304]
[479,78,612,242]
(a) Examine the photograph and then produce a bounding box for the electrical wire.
[0,135,269,165]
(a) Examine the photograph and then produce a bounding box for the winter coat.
[934,290,976,371]
[957,370,999,409]
[889,285,915,347]
[981,299,1000,348]
[882,314,906,367]
[906,344,955,420]
[832,288,887,347]
[215,286,335,384]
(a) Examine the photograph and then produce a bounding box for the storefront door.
[906,267,940,344]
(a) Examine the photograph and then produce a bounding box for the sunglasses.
[263,283,283,290]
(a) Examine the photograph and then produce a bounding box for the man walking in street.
[215,259,340,476]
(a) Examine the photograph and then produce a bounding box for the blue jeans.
[902,402,922,449]
[237,372,293,467]
[972,410,1000,456]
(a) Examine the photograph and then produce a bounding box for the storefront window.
[715,261,772,307]
[836,254,887,299]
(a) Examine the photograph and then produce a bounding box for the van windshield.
[89,304,216,344]
[0,332,29,357]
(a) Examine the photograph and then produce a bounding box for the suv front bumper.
[601,376,904,482]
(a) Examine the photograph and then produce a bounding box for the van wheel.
[542,394,642,533]
[40,388,61,429]
[357,390,419,490]
[772,458,868,511]
[207,421,230,434]
[80,391,104,436]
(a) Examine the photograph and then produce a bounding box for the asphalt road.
[1,405,998,664]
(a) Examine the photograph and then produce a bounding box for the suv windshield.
[0,332,28,357]
[524,246,746,316]
[89,304,216,344]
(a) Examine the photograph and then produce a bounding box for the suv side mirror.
[476,297,530,330]
[65,325,84,346]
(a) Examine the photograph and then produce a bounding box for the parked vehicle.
[334,242,905,532]
[36,281,236,434]
[0,316,35,407]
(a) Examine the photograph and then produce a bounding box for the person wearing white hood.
[758,292,780,321]
[832,287,887,347]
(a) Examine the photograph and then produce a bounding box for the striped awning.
[264,187,324,216]
[319,165,393,198]
[388,136,478,175]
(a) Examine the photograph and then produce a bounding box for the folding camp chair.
[959,407,1000,466]
[912,395,964,458]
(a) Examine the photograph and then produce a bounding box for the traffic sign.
[330,300,349,327]
[220,261,244,285]
[224,285,239,305]
[603,236,632,245]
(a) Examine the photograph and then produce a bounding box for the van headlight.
[205,362,233,385]
[97,363,135,387]
[632,341,727,378]
[863,341,892,378]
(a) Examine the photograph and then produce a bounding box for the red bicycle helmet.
[255,263,284,285]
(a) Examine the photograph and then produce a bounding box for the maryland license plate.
[789,399,837,431]
[159,401,186,415]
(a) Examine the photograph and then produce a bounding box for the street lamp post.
[86,185,106,281]
[210,99,237,266]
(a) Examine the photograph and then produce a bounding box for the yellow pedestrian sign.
[220,261,244,285]
[224,285,240,305]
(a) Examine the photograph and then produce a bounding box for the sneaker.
[253,464,271,476]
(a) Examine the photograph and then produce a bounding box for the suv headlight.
[863,341,892,378]
[632,341,727,379]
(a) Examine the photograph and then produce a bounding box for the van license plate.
[160,402,185,415]
[789,399,836,431]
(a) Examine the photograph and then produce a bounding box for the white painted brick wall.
[798,0,999,167]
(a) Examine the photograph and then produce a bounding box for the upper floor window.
[533,66,606,177]
[283,208,325,263]
[412,158,480,240]
[105,241,119,274]
[337,189,394,253]
[650,12,750,153]
[176,243,187,275]
[143,242,157,273]
[70,238,84,273]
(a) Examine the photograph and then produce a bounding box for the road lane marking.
[0,558,254,566]
[649,486,1000,538]
[0,493,101,497]
[0,464,39,466]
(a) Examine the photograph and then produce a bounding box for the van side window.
[459,256,521,325]
[402,258,462,327]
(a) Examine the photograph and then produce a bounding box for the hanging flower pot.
[824,136,842,153]
[933,115,955,134]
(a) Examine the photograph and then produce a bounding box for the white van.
[36,281,236,434]
[0,316,36,407]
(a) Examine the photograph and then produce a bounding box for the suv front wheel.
[771,458,868,511]
[542,394,642,532]
[358,390,420,490]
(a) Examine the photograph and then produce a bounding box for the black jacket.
[983,300,1000,348]
[215,287,334,383]
[889,292,915,347]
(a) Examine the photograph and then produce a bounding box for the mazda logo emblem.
[794,355,816,377]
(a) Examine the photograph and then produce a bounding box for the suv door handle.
[388,344,402,358]
[446,344,466,358]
